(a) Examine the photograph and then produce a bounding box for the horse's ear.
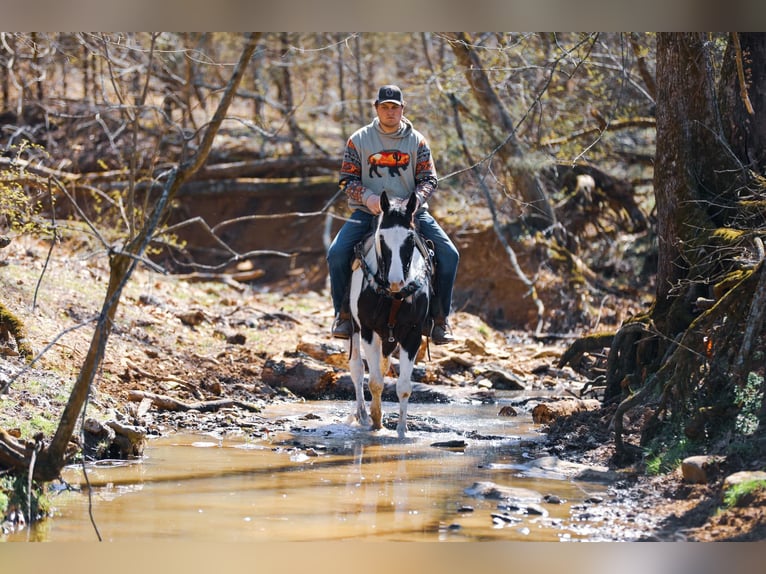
[406,192,418,217]
[380,190,390,214]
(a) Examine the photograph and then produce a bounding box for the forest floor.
[1,235,764,541]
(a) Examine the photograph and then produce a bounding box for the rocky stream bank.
[1,236,764,541]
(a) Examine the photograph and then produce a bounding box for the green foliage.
[0,474,51,522]
[644,433,693,476]
[0,141,50,237]
[733,372,764,437]
[723,478,766,509]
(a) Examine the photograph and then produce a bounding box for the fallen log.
[532,398,601,424]
[127,390,261,413]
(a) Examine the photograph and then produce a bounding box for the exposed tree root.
[606,260,766,464]
[557,331,614,370]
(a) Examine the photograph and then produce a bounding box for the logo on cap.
[376,85,403,105]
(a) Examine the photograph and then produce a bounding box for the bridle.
[353,220,433,343]
[353,224,431,300]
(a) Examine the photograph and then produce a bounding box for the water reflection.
[6,400,631,542]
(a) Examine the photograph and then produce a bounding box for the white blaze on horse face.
[378,225,410,293]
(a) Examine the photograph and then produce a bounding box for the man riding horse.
[326,84,459,345]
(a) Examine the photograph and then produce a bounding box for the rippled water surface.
[8,400,647,542]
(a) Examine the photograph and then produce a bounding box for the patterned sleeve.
[339,139,369,203]
[414,138,438,204]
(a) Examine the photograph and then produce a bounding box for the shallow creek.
[9,399,660,542]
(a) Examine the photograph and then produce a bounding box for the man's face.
[375,102,403,132]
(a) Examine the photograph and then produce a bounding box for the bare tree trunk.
[251,38,265,126]
[336,33,347,140]
[629,32,657,101]
[355,34,364,125]
[31,32,44,102]
[81,41,90,102]
[443,32,554,227]
[181,32,197,131]
[0,49,8,108]
[278,32,303,156]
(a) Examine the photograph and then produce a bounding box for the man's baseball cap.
[375,85,403,105]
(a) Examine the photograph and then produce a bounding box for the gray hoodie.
[339,117,438,213]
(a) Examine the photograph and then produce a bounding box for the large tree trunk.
[608,33,766,460]
[654,34,727,320]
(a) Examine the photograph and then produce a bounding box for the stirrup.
[431,321,455,345]
[332,314,352,339]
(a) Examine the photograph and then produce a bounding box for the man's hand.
[365,194,382,215]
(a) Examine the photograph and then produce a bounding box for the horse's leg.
[395,358,414,439]
[396,336,421,438]
[348,332,368,426]
[363,336,385,430]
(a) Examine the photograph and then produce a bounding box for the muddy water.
[9,400,651,542]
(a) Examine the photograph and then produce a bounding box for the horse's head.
[374,191,420,294]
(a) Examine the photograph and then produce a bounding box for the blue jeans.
[327,209,459,319]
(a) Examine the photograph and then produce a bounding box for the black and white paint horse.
[348,191,431,438]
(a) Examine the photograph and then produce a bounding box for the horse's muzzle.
[388,281,404,293]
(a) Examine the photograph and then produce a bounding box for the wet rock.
[431,439,467,450]
[82,417,116,460]
[475,377,493,389]
[83,417,147,460]
[260,353,340,400]
[681,455,725,484]
[498,501,549,516]
[474,366,526,390]
[485,455,620,483]
[382,413,452,433]
[498,405,518,416]
[464,481,542,502]
[492,512,522,524]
